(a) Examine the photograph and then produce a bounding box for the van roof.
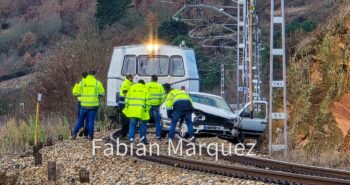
[114,44,194,51]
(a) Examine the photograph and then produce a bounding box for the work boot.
[189,136,195,143]
[70,134,77,140]
[127,138,134,145]
[87,136,94,141]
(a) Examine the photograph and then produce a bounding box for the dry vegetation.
[0,116,69,155]
[0,115,112,156]
[287,1,350,153]
[0,0,96,76]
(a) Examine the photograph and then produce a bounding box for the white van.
[106,44,200,107]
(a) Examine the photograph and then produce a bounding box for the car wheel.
[255,136,263,151]
[238,133,245,144]
[179,123,189,138]
[231,133,245,144]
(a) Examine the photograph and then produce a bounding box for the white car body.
[160,92,268,139]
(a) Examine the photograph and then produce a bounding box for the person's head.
[163,83,172,94]
[88,70,96,76]
[138,79,145,85]
[151,75,158,82]
[81,72,88,78]
[126,74,133,81]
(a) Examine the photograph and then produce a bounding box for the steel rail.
[108,130,350,184]
[179,138,350,180]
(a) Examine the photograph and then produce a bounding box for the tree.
[95,0,132,29]
[158,19,188,41]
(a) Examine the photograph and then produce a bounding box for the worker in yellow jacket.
[72,72,88,136]
[71,71,105,140]
[163,83,195,143]
[145,75,166,140]
[123,80,150,144]
[118,74,133,138]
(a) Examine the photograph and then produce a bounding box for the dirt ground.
[331,93,350,151]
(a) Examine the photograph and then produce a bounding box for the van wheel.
[179,123,188,138]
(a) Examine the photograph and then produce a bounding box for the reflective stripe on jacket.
[166,89,193,111]
[78,75,105,107]
[122,83,150,120]
[145,81,166,106]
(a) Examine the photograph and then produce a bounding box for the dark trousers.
[168,111,195,140]
[73,108,98,138]
[129,118,147,143]
[119,103,129,137]
[150,106,162,138]
[77,102,88,136]
[120,112,129,137]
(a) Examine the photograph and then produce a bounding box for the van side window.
[138,55,169,76]
[122,55,137,75]
[170,56,185,77]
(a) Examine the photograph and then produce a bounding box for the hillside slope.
[288,1,350,152]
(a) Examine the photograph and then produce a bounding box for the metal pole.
[269,0,274,156]
[34,93,42,145]
[236,0,241,110]
[249,0,254,118]
[281,0,288,156]
[269,0,288,156]
[244,0,249,105]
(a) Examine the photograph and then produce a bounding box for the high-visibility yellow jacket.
[166,89,193,111]
[72,78,86,102]
[122,83,150,120]
[145,81,166,106]
[119,79,133,98]
[76,75,105,108]
[72,83,81,101]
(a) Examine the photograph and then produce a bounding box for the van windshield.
[138,55,169,76]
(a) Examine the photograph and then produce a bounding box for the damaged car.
[160,92,268,143]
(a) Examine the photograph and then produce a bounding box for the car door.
[239,102,268,135]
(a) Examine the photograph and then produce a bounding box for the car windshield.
[190,94,232,112]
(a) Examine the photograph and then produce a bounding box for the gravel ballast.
[0,131,272,185]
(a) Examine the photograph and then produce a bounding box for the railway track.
[108,129,350,185]
[180,138,350,180]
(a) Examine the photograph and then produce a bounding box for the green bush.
[301,20,318,32]
[286,20,318,35]
[95,0,132,29]
[172,35,193,48]
[158,19,189,41]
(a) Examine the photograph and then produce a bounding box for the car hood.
[192,102,238,119]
